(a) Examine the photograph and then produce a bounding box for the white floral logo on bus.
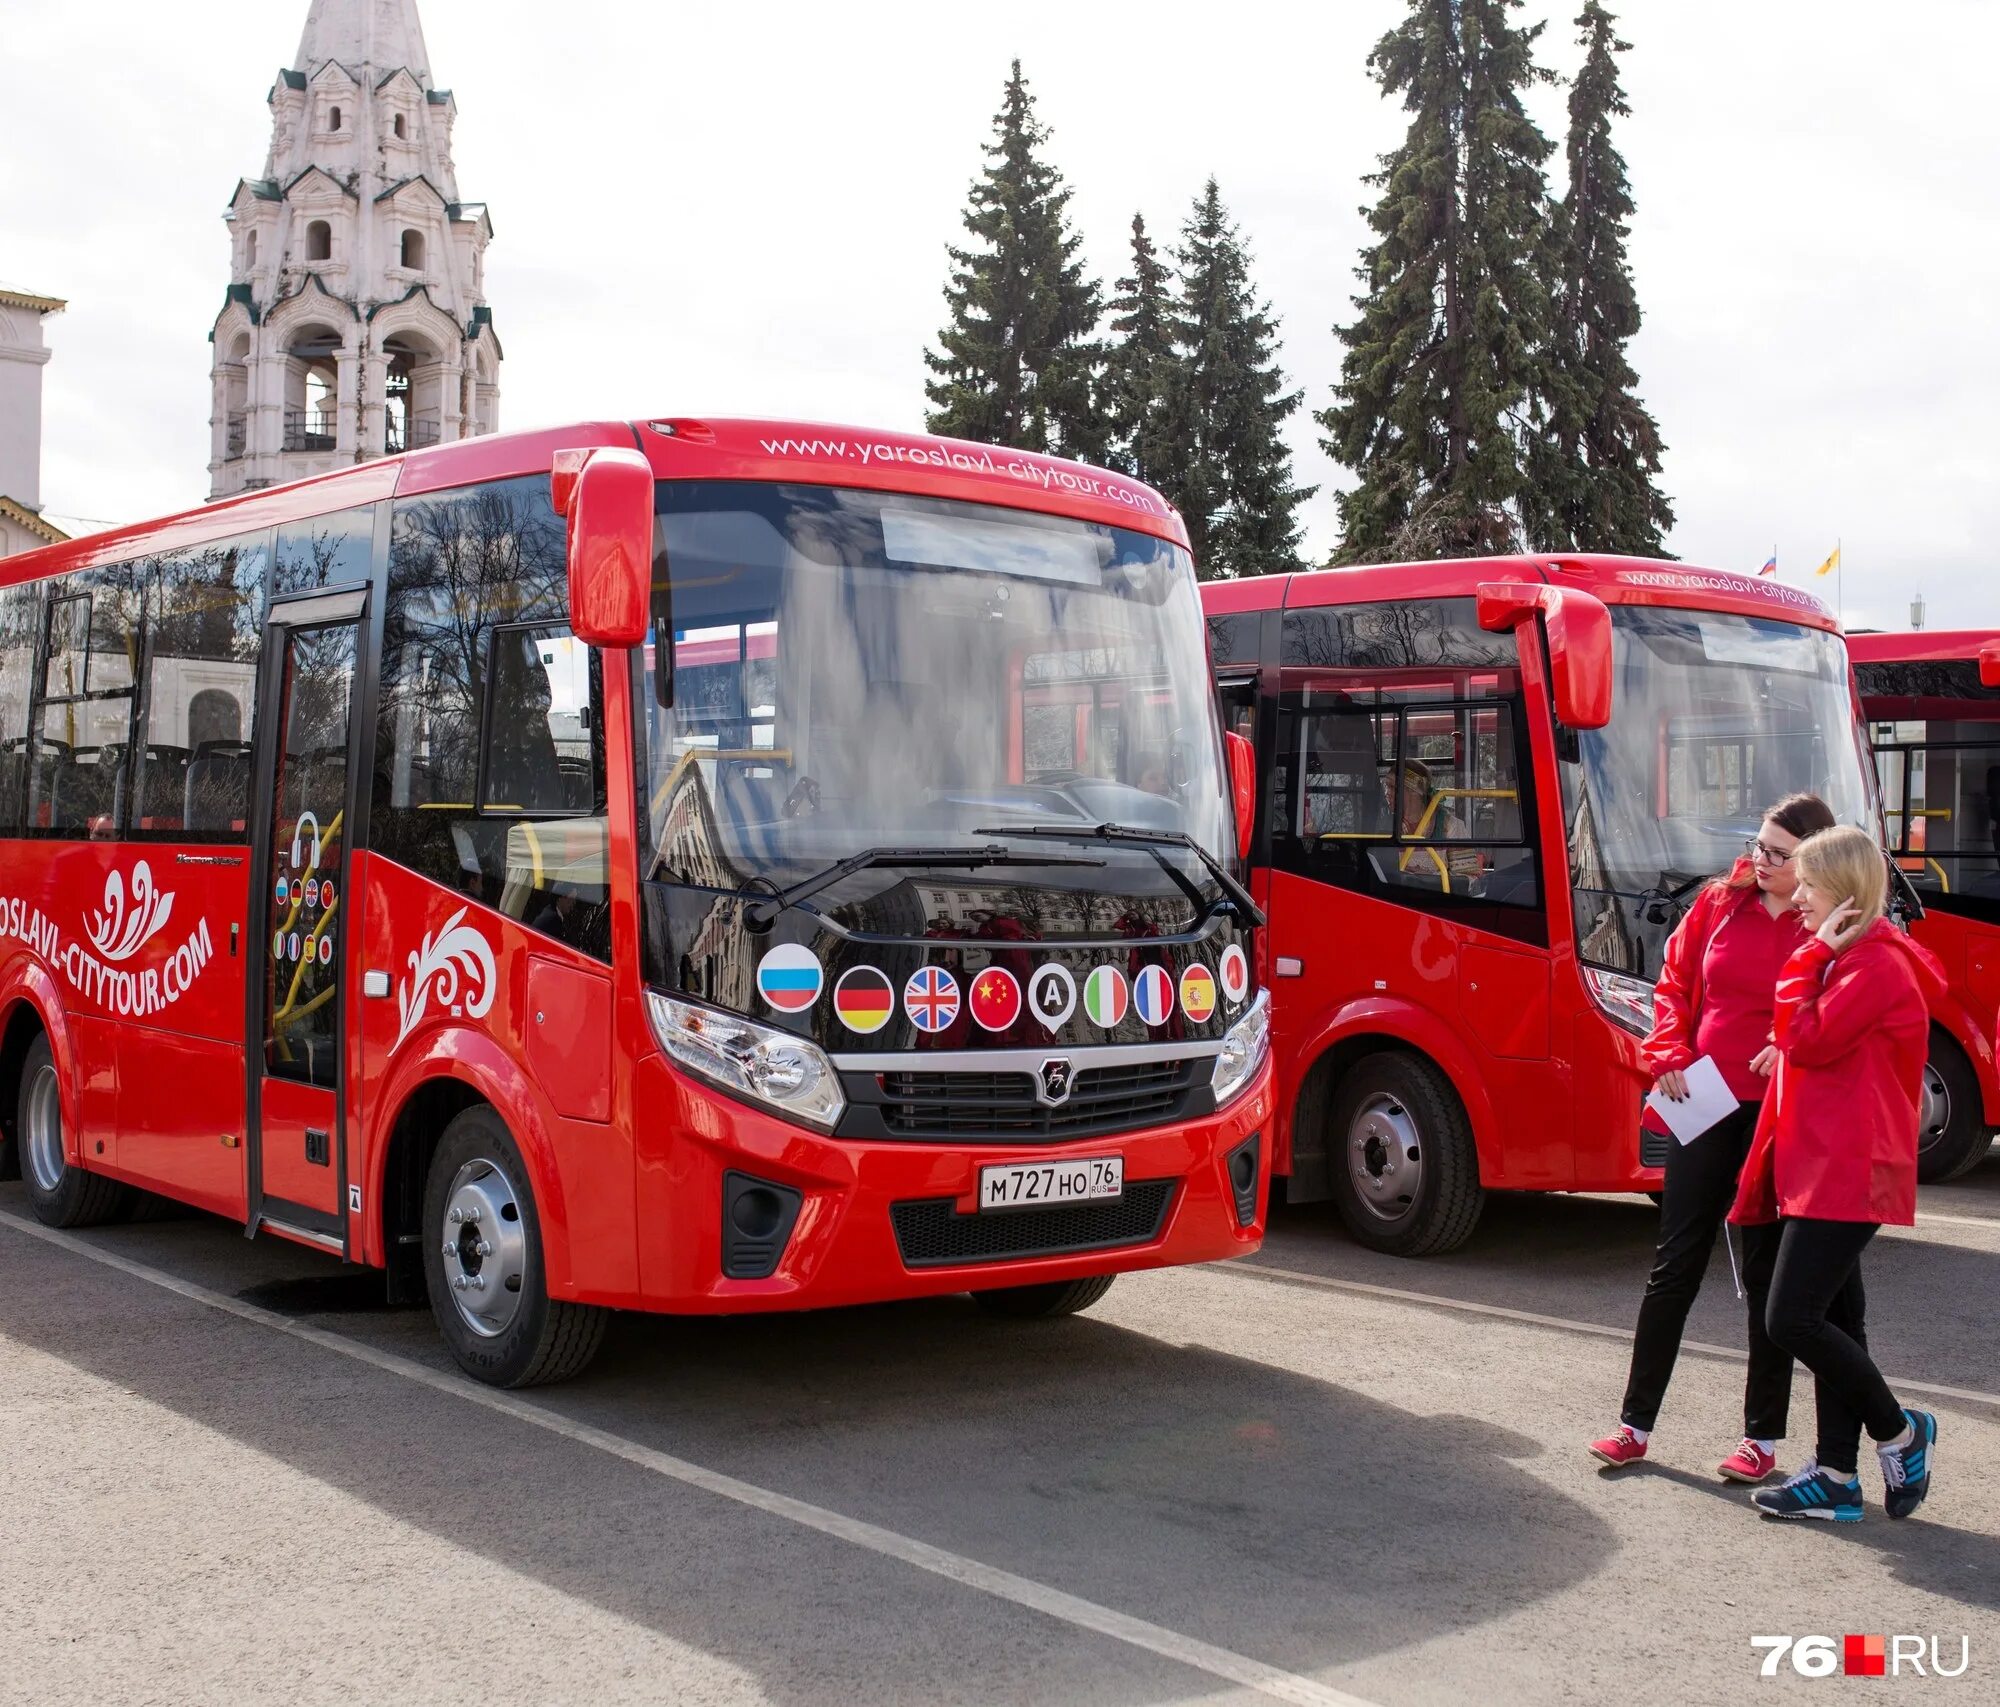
[392,906,498,1054]
[86,861,176,963]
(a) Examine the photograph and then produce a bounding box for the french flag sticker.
[1133,963,1174,1027]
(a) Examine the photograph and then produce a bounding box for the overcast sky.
[5,0,1995,632]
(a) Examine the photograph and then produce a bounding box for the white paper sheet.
[1643,1054,1738,1145]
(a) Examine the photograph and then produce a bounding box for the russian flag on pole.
[1759,553,1777,578]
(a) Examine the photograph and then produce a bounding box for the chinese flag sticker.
[969,966,1023,1033]
[1844,1636,1885,1678]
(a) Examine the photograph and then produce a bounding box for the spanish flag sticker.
[833,965,895,1034]
[1179,963,1218,1024]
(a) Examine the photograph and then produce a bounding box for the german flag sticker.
[833,965,895,1035]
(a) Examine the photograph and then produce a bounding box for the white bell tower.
[208,0,500,500]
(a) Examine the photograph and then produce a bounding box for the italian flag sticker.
[1083,965,1128,1028]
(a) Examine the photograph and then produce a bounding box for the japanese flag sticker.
[1219,943,1250,1007]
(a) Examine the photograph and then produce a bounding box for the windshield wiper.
[1634,871,1711,926]
[741,843,1103,928]
[974,822,1267,928]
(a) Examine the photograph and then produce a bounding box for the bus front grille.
[889,1179,1177,1268]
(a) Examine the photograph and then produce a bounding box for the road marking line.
[0,1211,1375,1707]
[1218,1259,2000,1410]
[1910,1209,2000,1232]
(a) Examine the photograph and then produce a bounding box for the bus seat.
[185,740,252,832]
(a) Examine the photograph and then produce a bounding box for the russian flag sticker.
[1134,963,1174,1027]
[1219,942,1250,1006]
[756,944,824,1013]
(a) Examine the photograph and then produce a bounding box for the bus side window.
[29,564,143,839]
[142,533,269,840]
[374,476,610,962]
[0,578,40,835]
[275,505,376,597]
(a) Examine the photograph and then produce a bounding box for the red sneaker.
[1719,1439,1778,1483]
[1588,1425,1648,1468]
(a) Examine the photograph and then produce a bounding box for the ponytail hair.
[1722,792,1840,890]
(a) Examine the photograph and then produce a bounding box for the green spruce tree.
[924,61,1107,462]
[1102,213,1184,491]
[1173,180,1312,578]
[1525,2,1674,553]
[1320,0,1556,562]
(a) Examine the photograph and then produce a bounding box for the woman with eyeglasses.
[1589,792,1837,1481]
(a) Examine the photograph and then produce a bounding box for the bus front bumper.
[625,1053,1275,1313]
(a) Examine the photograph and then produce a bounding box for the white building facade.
[0,287,69,558]
[208,0,500,500]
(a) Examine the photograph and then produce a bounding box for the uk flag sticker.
[1134,964,1175,1027]
[904,966,961,1033]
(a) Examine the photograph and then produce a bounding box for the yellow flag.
[1814,544,1842,578]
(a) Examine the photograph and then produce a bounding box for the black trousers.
[1621,1101,1791,1438]
[1763,1217,1907,1474]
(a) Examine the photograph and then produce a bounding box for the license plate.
[978,1155,1124,1211]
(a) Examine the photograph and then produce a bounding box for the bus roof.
[0,416,1187,592]
[1203,553,1840,632]
[1846,629,1997,664]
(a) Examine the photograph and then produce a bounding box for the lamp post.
[1910,592,1927,631]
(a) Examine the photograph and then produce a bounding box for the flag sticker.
[969,966,1023,1032]
[833,966,896,1035]
[1180,963,1218,1024]
[904,965,961,1033]
[1083,965,1128,1028]
[275,876,289,906]
[1219,943,1250,1007]
[317,934,334,967]
[1134,964,1174,1027]
[756,944,825,1013]
[1028,963,1076,1030]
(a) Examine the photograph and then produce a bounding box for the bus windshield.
[1565,605,1874,977]
[638,482,1229,889]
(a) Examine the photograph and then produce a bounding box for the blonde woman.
[1730,826,1944,1522]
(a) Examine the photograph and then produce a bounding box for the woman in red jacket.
[1589,793,1834,1480]
[1735,825,1942,1522]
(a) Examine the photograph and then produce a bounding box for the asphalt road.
[3,1149,1995,1706]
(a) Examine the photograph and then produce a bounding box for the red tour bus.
[1850,628,2000,1178]
[0,418,1274,1385]
[1204,556,1878,1254]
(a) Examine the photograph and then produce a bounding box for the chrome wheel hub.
[1347,1091,1422,1222]
[1919,1063,1950,1150]
[440,1158,527,1338]
[23,1062,64,1195]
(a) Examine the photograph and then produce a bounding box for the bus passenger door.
[245,591,366,1251]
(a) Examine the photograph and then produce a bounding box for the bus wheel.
[1328,1051,1483,1256]
[1917,1034,1990,1182]
[972,1274,1116,1319]
[17,1035,132,1229]
[422,1106,608,1387]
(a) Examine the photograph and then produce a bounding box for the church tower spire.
[208,0,500,499]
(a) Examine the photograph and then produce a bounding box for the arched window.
[393,113,408,140]
[307,220,332,262]
[245,229,258,270]
[400,229,425,271]
[187,690,243,749]
[329,105,343,131]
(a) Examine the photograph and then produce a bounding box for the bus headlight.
[645,991,846,1132]
[1210,990,1271,1108]
[1582,966,1656,1038]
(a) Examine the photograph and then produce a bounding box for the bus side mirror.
[1477,581,1614,731]
[1980,641,2000,689]
[1225,730,1256,861]
[552,446,654,648]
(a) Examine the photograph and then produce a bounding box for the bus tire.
[1327,1051,1483,1256]
[971,1273,1116,1319]
[1917,1032,1991,1182]
[17,1035,132,1229]
[422,1105,608,1387]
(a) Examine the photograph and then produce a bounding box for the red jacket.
[1642,863,1806,1095]
[1729,919,1945,1227]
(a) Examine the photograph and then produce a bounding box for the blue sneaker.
[1877,1409,1937,1521]
[1752,1458,1864,1522]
